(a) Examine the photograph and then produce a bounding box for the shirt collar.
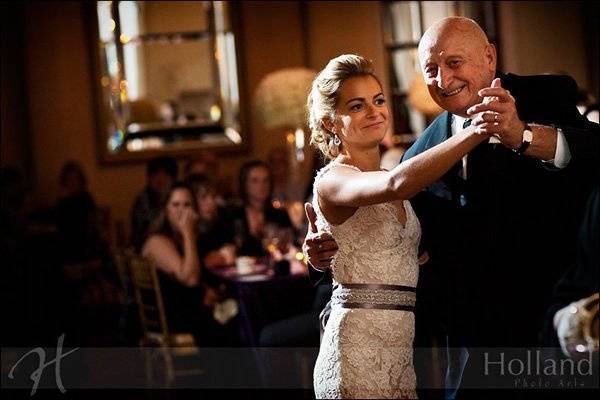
[451,114,468,136]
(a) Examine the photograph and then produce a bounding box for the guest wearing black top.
[186,174,236,269]
[131,157,177,252]
[55,161,120,344]
[55,161,103,265]
[230,160,293,258]
[142,182,232,346]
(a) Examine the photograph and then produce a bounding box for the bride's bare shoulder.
[316,164,361,197]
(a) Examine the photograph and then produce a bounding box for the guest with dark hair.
[142,181,201,287]
[141,181,237,346]
[55,161,120,344]
[229,160,293,258]
[186,174,236,269]
[184,152,220,179]
[130,156,178,252]
[184,152,233,206]
[56,161,100,264]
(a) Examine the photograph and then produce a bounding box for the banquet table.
[207,260,316,347]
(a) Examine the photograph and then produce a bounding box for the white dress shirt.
[451,115,571,175]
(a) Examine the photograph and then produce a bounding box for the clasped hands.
[467,77,528,150]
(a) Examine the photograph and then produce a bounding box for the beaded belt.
[331,283,417,312]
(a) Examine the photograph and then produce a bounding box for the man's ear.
[485,43,497,70]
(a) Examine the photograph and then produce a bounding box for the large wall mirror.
[88,1,246,163]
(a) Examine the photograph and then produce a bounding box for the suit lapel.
[425,111,452,149]
[402,112,458,201]
[401,111,452,162]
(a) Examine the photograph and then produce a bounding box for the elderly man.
[304,16,599,399]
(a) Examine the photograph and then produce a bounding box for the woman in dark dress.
[229,160,293,258]
[142,182,237,346]
[186,173,236,269]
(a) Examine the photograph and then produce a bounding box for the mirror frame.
[85,1,249,164]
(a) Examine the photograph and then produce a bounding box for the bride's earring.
[333,134,341,147]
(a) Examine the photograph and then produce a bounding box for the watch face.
[523,129,533,142]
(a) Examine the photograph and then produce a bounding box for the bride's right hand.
[303,203,338,271]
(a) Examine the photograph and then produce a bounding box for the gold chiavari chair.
[129,255,204,387]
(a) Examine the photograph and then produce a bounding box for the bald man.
[402,17,599,398]
[304,17,599,399]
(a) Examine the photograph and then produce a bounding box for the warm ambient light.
[210,104,222,121]
[407,74,443,116]
[286,132,295,144]
[225,127,242,144]
[254,67,317,130]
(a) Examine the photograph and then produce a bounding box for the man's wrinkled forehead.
[418,30,445,63]
[419,39,451,66]
[419,31,476,66]
[421,45,468,62]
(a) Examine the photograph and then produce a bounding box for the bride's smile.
[333,74,390,148]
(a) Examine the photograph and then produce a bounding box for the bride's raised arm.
[318,126,485,208]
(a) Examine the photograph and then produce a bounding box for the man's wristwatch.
[514,124,533,155]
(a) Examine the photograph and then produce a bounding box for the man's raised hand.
[302,202,338,271]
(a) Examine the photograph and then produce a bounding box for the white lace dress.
[312,162,421,399]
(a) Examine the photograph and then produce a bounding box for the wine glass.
[262,222,280,260]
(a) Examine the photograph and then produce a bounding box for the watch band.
[515,141,530,155]
[515,124,533,155]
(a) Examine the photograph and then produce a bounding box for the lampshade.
[407,73,443,116]
[254,67,317,130]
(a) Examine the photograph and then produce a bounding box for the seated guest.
[184,152,233,206]
[56,160,101,264]
[130,156,178,252]
[55,161,120,344]
[186,174,236,269]
[184,152,220,178]
[141,182,237,346]
[229,160,293,258]
[55,161,118,290]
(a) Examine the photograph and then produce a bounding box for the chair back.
[113,248,142,344]
[129,255,171,345]
[114,248,135,298]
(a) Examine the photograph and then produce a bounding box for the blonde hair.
[307,54,377,160]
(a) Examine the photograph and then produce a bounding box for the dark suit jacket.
[541,185,600,347]
[403,72,599,347]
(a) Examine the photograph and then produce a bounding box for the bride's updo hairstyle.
[307,54,378,160]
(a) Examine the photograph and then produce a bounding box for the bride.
[308,54,489,398]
